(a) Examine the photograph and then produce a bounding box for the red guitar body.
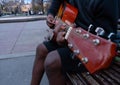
[66,27,117,74]
[58,2,78,23]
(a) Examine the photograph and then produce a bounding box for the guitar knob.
[81,57,88,63]
[68,43,73,48]
[83,34,89,39]
[76,29,82,33]
[93,39,100,45]
[73,49,80,55]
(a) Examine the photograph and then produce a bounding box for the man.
[31,0,119,85]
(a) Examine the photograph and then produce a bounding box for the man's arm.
[47,0,63,17]
[46,0,63,28]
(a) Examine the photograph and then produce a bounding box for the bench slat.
[92,73,111,85]
[66,73,85,85]
[67,61,120,85]
[81,73,100,85]
[103,70,120,84]
[107,69,120,79]
[98,72,118,85]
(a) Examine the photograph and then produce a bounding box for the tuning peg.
[83,34,89,39]
[108,32,115,41]
[77,62,82,67]
[86,72,90,75]
[71,49,80,59]
[92,39,100,45]
[73,49,80,54]
[68,43,73,48]
[71,53,76,59]
[88,24,93,32]
[76,29,82,33]
[81,57,88,63]
[95,27,105,36]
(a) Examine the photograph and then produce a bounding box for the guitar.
[46,2,117,74]
[65,26,117,74]
[45,2,78,41]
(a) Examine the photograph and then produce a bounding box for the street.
[0,20,49,85]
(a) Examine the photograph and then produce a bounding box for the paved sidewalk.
[0,54,49,85]
[0,15,48,57]
[0,16,49,85]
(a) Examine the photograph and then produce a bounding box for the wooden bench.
[66,20,120,85]
[66,61,120,85]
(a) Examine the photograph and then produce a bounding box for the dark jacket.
[48,0,119,38]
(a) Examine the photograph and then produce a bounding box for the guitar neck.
[55,17,73,31]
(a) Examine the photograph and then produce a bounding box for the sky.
[24,0,31,4]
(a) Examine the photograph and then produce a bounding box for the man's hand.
[46,14,55,29]
[55,20,75,45]
[56,31,66,45]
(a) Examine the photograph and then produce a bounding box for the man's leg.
[31,43,48,85]
[44,50,66,85]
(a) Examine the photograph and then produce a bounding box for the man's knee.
[36,43,48,59]
[44,51,62,72]
[36,43,47,52]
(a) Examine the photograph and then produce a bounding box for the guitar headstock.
[67,26,117,74]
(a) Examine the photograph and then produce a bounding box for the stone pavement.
[0,15,49,85]
[0,15,47,57]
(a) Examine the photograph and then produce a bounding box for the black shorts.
[43,41,86,73]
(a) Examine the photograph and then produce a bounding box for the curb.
[0,51,35,60]
[0,15,47,23]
